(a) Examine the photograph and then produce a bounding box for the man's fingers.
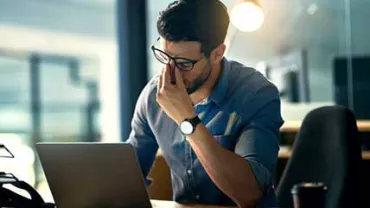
[157,74,163,95]
[163,64,171,85]
[174,68,185,89]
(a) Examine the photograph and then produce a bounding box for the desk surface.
[281,120,370,132]
[279,150,370,160]
[151,200,235,208]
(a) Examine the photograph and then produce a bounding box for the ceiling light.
[230,0,265,32]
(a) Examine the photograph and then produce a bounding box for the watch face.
[180,121,194,135]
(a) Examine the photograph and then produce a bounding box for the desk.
[151,200,236,208]
[278,120,370,161]
[280,120,370,132]
[279,150,370,160]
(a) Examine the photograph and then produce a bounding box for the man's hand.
[156,64,196,124]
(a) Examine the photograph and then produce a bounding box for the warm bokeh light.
[230,1,265,32]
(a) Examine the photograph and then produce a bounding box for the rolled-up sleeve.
[126,86,159,185]
[234,85,284,194]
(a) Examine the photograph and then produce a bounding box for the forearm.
[187,124,262,208]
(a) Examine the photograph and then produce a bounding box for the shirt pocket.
[213,135,236,151]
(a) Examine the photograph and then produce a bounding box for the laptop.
[37,142,152,208]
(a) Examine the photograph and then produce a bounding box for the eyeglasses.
[151,37,204,71]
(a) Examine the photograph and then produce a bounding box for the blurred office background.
[0,0,370,203]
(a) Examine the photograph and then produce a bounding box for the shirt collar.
[209,57,230,107]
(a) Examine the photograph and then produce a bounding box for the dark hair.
[157,0,230,57]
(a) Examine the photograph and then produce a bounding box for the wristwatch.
[179,116,201,136]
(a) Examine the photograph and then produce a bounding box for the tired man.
[127,0,283,207]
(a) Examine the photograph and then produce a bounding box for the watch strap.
[186,116,201,129]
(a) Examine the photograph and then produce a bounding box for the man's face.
[159,38,212,94]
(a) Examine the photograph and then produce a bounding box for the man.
[127,0,284,207]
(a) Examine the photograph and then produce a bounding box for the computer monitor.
[265,49,310,103]
[333,56,370,119]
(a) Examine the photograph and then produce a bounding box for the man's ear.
[209,44,226,65]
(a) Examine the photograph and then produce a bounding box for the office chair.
[276,106,362,208]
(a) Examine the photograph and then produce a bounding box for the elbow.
[236,189,262,208]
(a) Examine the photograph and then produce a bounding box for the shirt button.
[187,169,192,174]
[195,194,200,199]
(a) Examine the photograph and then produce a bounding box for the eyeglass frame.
[151,37,205,71]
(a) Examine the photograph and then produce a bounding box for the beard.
[185,62,212,94]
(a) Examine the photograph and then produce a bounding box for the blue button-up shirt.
[127,58,284,207]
